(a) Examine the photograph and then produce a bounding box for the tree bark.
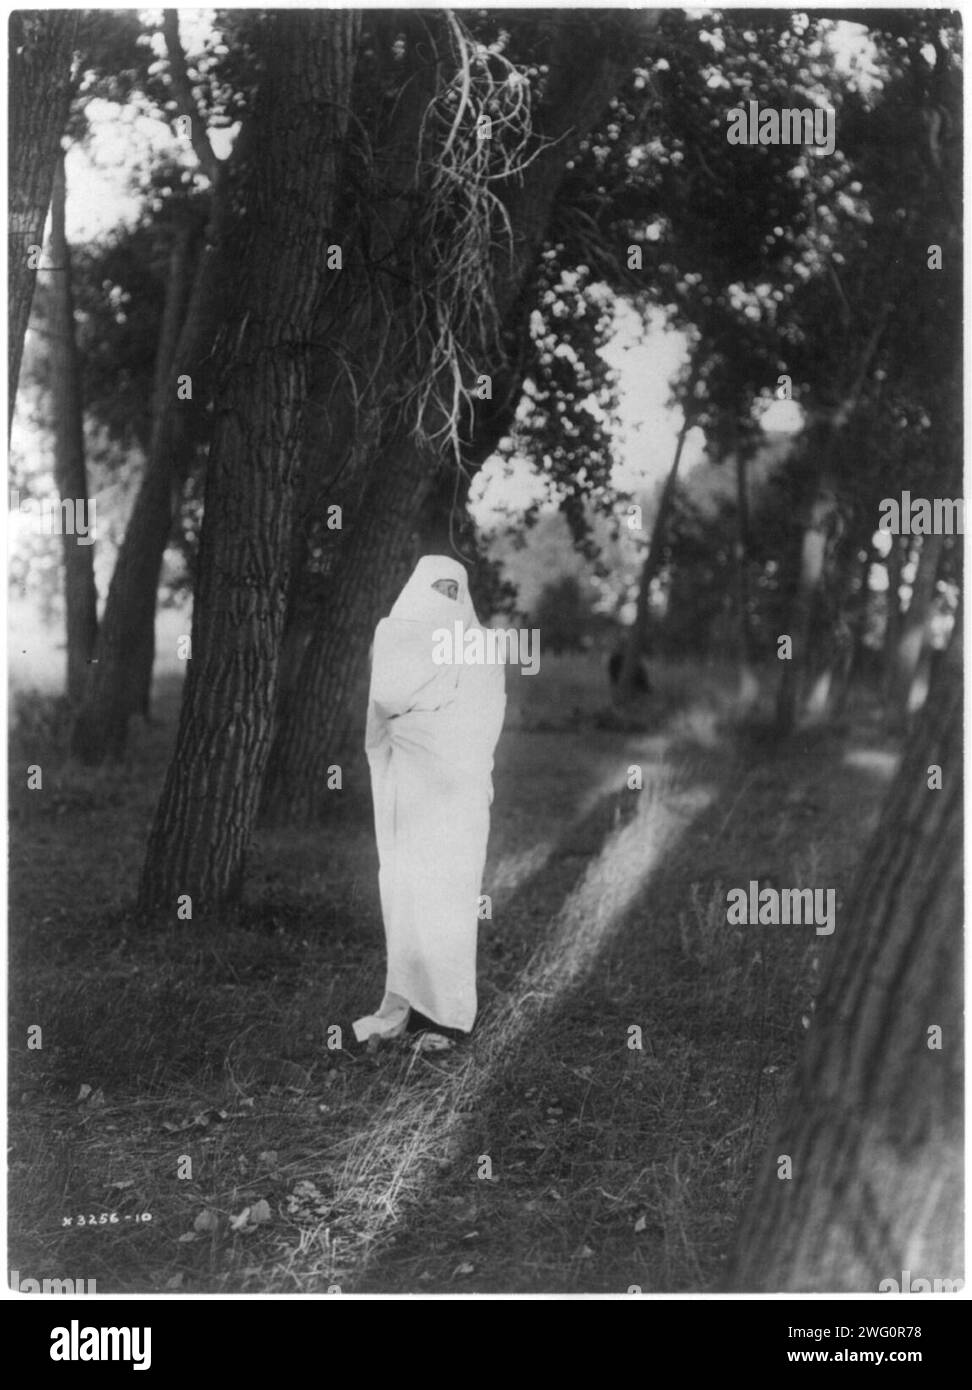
[823,533,873,720]
[881,534,906,699]
[138,9,361,913]
[70,218,201,760]
[775,309,891,737]
[70,10,225,762]
[260,423,437,824]
[733,443,761,709]
[8,11,78,435]
[774,463,837,737]
[48,153,98,703]
[729,636,963,1291]
[887,531,946,732]
[261,14,660,824]
[616,399,694,701]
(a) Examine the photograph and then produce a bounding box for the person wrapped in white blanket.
[353,556,507,1051]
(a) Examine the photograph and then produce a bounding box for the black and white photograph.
[5,0,964,1317]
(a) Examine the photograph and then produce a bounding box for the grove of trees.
[8,7,963,1293]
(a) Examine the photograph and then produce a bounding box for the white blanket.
[353,557,506,1041]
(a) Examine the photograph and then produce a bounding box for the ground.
[7,652,899,1293]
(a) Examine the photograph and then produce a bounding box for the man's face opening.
[431,579,459,602]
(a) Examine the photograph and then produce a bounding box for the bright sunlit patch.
[488,843,555,903]
[842,748,900,780]
[328,773,713,1279]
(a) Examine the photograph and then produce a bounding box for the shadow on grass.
[6,670,899,1293]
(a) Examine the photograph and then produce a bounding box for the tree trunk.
[774,465,839,737]
[261,16,659,826]
[70,11,228,763]
[70,218,200,761]
[881,535,906,699]
[138,9,361,914]
[729,635,962,1291]
[616,406,693,701]
[8,11,78,435]
[887,531,946,732]
[733,442,760,709]
[825,538,873,720]
[259,425,436,824]
[775,310,891,737]
[804,522,865,724]
[48,154,98,703]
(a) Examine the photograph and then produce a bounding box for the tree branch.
[163,9,221,186]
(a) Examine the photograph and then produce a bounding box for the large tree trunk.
[729,635,963,1291]
[8,11,78,435]
[48,154,98,702]
[260,424,436,824]
[70,218,202,761]
[262,13,660,825]
[138,9,360,914]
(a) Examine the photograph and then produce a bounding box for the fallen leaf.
[77,1084,92,1102]
[258,1151,278,1167]
[165,1272,184,1290]
[177,1232,197,1244]
[193,1208,218,1233]
[229,1207,251,1232]
[250,1199,272,1225]
[634,1214,647,1233]
[110,1179,135,1190]
[452,1262,475,1277]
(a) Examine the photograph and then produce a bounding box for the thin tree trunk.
[138,9,361,914]
[8,11,78,435]
[48,154,97,703]
[617,404,693,701]
[733,440,760,709]
[70,11,226,762]
[729,634,963,1291]
[775,310,891,737]
[881,535,906,700]
[774,471,839,736]
[70,219,200,761]
[826,538,873,719]
[804,522,864,723]
[888,531,946,732]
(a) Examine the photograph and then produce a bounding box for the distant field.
[8,595,193,696]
